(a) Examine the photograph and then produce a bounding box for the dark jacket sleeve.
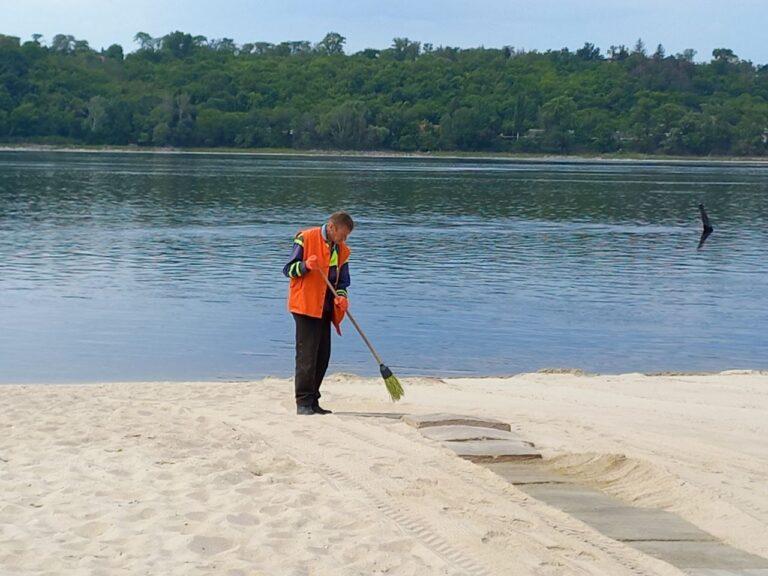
[282,235,307,278]
[335,262,350,297]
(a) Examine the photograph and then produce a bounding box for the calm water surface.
[0,151,766,382]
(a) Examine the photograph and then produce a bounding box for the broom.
[318,269,404,401]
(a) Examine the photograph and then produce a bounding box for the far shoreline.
[2,143,767,168]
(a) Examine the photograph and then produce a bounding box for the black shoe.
[312,402,333,415]
[296,404,315,415]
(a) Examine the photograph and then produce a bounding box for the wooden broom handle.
[317,267,384,365]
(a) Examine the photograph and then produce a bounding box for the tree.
[712,48,738,64]
[84,95,109,137]
[608,45,629,61]
[134,32,157,52]
[252,42,274,55]
[9,102,40,136]
[316,32,345,55]
[73,39,90,52]
[676,49,696,63]
[440,107,497,150]
[575,108,618,151]
[391,38,421,61]
[541,96,577,129]
[148,93,196,146]
[0,35,20,48]
[104,44,124,60]
[209,38,237,53]
[291,112,319,148]
[162,31,196,58]
[319,101,370,148]
[576,42,601,61]
[539,96,578,151]
[1,30,765,157]
[357,48,379,59]
[51,34,75,53]
[286,41,312,55]
[265,40,312,56]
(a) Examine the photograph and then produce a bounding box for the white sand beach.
[1,371,767,575]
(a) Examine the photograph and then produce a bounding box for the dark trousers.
[293,312,331,407]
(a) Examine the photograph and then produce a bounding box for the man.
[283,211,353,415]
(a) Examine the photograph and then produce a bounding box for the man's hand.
[304,255,318,271]
[334,296,348,313]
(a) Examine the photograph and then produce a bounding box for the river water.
[0,151,766,382]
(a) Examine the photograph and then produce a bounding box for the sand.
[1,371,766,575]
[3,144,768,167]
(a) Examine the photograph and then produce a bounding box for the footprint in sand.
[188,535,234,556]
[289,493,315,507]
[227,512,260,526]
[535,561,567,575]
[125,507,156,522]
[259,504,284,515]
[216,469,252,486]
[74,521,109,538]
[234,484,260,496]
[186,490,210,502]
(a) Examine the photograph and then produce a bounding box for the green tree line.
[1,31,767,155]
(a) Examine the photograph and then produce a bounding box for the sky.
[2,0,766,64]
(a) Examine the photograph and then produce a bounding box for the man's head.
[327,211,354,244]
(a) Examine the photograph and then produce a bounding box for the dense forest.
[1,31,767,156]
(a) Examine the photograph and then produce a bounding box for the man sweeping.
[283,211,353,415]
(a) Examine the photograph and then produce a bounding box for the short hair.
[329,210,354,231]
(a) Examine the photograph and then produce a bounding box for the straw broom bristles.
[380,364,404,402]
[385,374,404,401]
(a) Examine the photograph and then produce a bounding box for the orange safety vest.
[287,226,351,319]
